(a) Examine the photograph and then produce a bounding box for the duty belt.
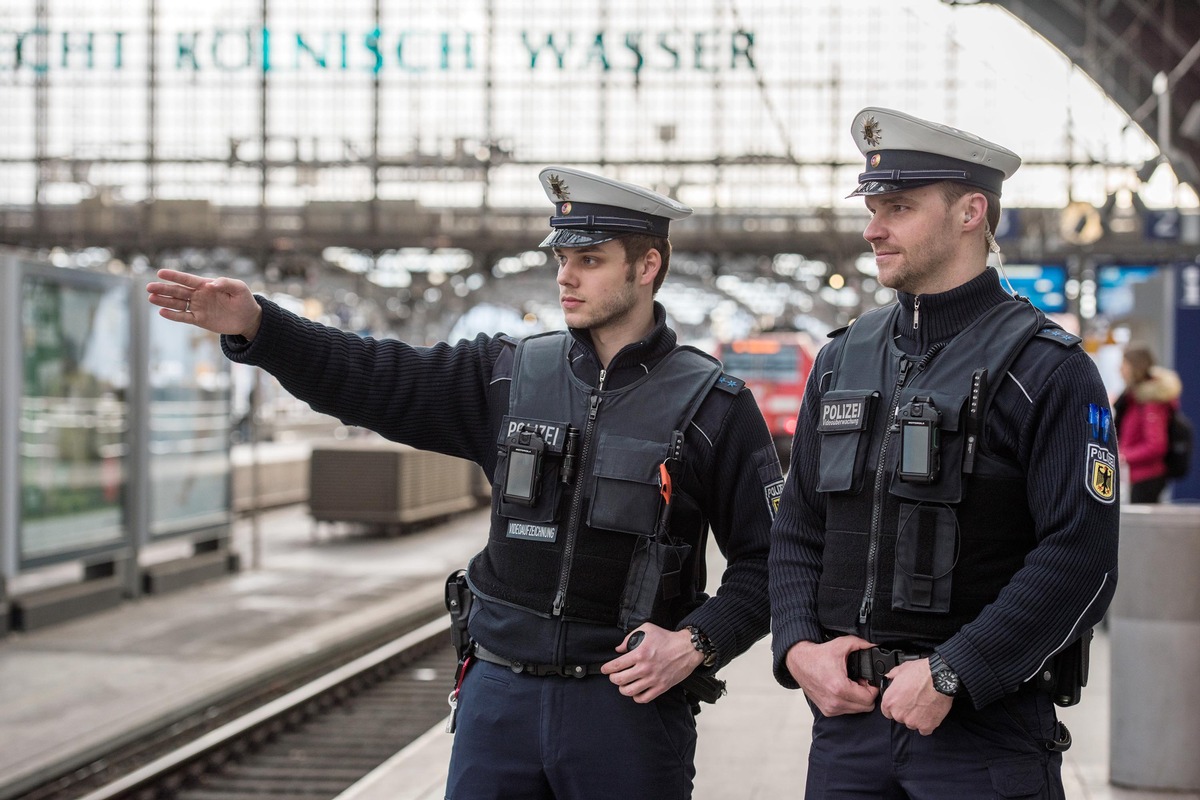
[846,646,930,687]
[472,643,606,678]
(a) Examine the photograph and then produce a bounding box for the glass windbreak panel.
[147,310,232,538]
[19,271,130,565]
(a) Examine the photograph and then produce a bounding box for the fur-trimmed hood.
[1131,365,1183,404]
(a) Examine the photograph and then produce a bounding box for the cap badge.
[560,202,572,214]
[869,153,882,167]
[547,173,570,201]
[862,116,882,147]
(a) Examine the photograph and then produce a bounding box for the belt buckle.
[873,646,905,678]
[848,646,909,687]
[847,648,880,686]
[866,647,901,688]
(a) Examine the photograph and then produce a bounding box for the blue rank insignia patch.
[714,374,744,394]
[1085,403,1116,504]
[1036,326,1082,347]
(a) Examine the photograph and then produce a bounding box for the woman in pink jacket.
[1115,345,1182,503]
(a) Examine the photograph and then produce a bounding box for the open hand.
[146,268,263,340]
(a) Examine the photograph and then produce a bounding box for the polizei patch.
[1085,443,1116,504]
[819,397,868,432]
[507,521,559,542]
[504,418,565,449]
[765,479,785,519]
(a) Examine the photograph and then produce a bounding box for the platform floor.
[0,503,1193,800]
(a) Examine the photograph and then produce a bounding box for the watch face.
[933,668,960,696]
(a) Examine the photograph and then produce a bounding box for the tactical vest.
[816,300,1047,643]
[468,331,722,629]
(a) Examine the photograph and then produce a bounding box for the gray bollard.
[1110,504,1200,791]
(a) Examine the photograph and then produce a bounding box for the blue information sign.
[1003,264,1067,312]
[1145,210,1182,241]
[1097,265,1159,317]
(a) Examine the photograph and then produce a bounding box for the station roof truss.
[977,0,1200,189]
[2,1,1199,269]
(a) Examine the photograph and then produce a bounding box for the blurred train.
[717,332,817,467]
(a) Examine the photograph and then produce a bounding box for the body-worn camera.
[502,425,546,506]
[897,395,941,484]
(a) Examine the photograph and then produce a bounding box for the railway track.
[28,618,456,800]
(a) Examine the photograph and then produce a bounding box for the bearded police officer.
[768,108,1120,797]
[147,166,781,800]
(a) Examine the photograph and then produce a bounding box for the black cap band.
[852,149,1005,196]
[547,201,671,237]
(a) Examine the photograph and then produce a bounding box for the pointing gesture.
[146,268,263,340]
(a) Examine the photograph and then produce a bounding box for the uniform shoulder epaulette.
[1035,326,1082,348]
[491,334,521,381]
[713,373,745,394]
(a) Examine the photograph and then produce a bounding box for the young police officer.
[768,108,1120,797]
[147,166,781,800]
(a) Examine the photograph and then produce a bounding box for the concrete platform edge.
[0,581,446,800]
[334,718,452,800]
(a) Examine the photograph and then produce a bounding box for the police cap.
[538,166,692,248]
[847,107,1021,198]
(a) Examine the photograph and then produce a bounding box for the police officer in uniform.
[147,166,781,800]
[768,108,1120,797]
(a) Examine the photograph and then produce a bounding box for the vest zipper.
[858,356,911,626]
[552,367,606,616]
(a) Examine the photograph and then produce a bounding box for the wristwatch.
[688,625,718,667]
[928,653,961,697]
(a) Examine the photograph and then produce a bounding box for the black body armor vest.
[816,300,1045,643]
[468,332,722,629]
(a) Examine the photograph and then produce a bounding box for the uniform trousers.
[446,659,697,800]
[804,683,1064,799]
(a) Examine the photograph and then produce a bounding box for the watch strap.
[928,652,960,696]
[687,625,718,667]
